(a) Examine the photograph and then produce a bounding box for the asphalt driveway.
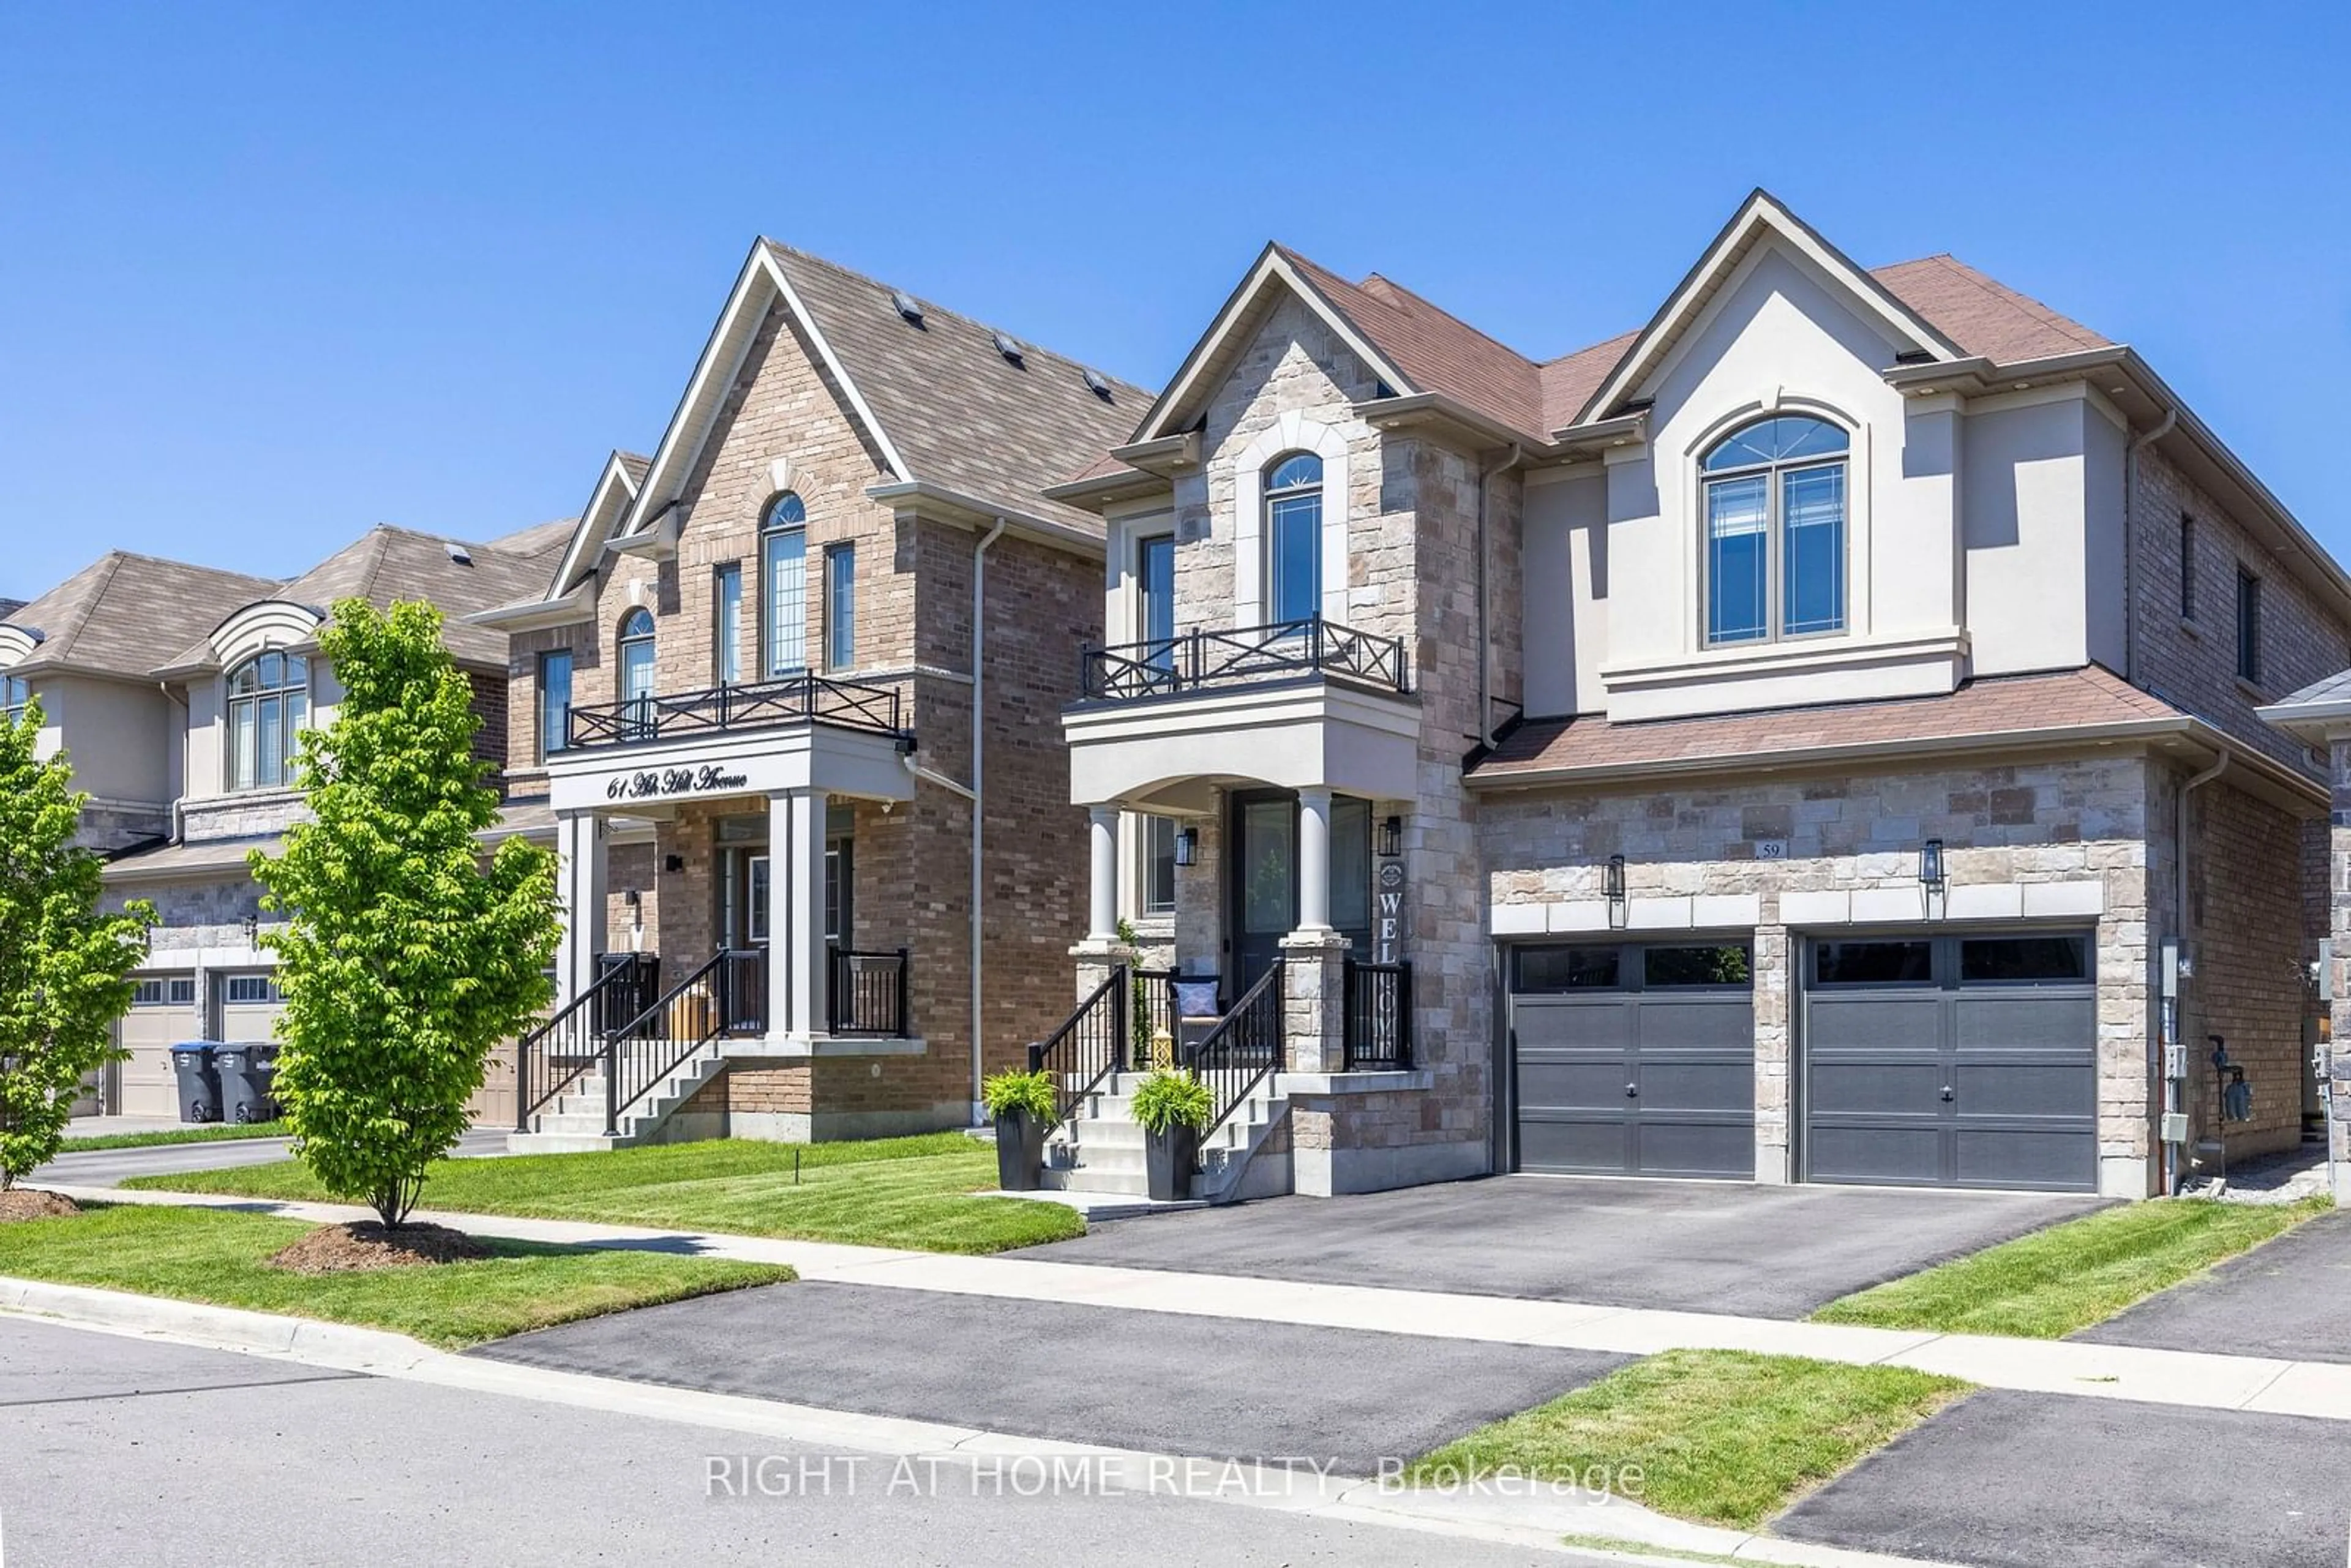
[474,1280,1627,1472]
[1777,1389,2351,1568]
[2075,1207,2351,1363]
[1037,1175,2101,1319]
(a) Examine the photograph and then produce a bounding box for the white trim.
[1232,413,1351,629]
[549,452,644,598]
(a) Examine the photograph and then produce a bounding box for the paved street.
[1777,1387,2351,1568]
[32,1125,510,1188]
[0,1318,1589,1568]
[1039,1176,2102,1318]
[476,1278,1629,1472]
[2075,1208,2351,1364]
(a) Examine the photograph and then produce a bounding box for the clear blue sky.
[3,3,2345,597]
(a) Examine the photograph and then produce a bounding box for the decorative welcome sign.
[1374,858,1404,962]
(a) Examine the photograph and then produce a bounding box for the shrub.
[981,1069,1057,1123]
[1130,1069,1212,1136]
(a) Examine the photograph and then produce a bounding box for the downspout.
[2123,408,2177,685]
[157,680,187,843]
[968,519,1008,1122]
[1477,444,1525,748]
[2167,748,2228,1195]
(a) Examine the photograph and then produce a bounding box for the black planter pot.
[1143,1124,1200,1202]
[994,1110,1047,1192]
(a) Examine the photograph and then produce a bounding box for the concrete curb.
[0,1279,1979,1568]
[64,1182,2351,1423]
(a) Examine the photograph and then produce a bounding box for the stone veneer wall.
[2327,744,2351,1192]
[1477,752,2160,1192]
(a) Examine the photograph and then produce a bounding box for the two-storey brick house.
[1049,192,2343,1202]
[482,241,1142,1149]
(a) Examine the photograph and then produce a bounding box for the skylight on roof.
[991,331,1025,368]
[446,542,473,566]
[891,288,924,327]
[1082,367,1113,401]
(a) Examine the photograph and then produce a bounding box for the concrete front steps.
[506,1046,725,1154]
[1041,1071,1287,1204]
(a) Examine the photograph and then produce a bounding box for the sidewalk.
[51,1181,2351,1424]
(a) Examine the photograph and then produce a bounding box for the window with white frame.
[1700,415,1849,645]
[1264,452,1322,626]
[617,609,656,737]
[536,648,572,762]
[1,672,28,723]
[1142,814,1177,916]
[762,492,808,677]
[823,543,854,672]
[225,650,309,792]
[713,563,743,685]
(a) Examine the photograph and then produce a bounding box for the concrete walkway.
[53,1181,2351,1424]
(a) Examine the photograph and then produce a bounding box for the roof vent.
[991,331,1026,368]
[890,288,924,327]
[1082,367,1114,402]
[446,542,473,567]
[1893,348,1936,365]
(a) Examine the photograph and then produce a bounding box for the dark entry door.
[1801,932,2096,1192]
[1509,941,1756,1179]
[1227,790,1374,994]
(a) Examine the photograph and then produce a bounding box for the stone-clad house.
[481,240,1141,1150]
[84,523,571,1117]
[1048,190,2343,1202]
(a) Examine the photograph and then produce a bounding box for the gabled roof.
[545,450,647,600]
[0,599,23,621]
[1,553,277,681]
[594,239,1144,579]
[159,525,565,675]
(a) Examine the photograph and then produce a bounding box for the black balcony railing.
[568,672,907,751]
[1343,959,1413,1071]
[1079,617,1411,703]
[828,947,912,1038]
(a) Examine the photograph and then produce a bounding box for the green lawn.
[1812,1196,2331,1339]
[59,1120,288,1152]
[0,1203,791,1349]
[1409,1350,1965,1530]
[124,1133,1086,1254]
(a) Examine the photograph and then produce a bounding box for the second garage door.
[216,971,286,1044]
[1510,940,1756,1179]
[1801,931,2098,1193]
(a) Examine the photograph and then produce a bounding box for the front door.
[1227,789,1374,994]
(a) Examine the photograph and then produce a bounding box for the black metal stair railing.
[1188,960,1284,1143]
[1026,968,1128,1130]
[515,961,638,1133]
[599,948,767,1135]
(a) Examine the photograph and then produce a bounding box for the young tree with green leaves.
[0,699,155,1188]
[252,598,559,1228]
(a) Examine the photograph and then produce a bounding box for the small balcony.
[1078,617,1411,706]
[568,673,908,752]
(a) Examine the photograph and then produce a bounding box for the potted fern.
[1130,1068,1212,1202]
[981,1068,1057,1191]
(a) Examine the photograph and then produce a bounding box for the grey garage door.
[1510,940,1755,1179]
[1802,932,2097,1193]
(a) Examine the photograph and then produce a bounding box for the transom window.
[1701,414,1848,645]
[0,672,27,722]
[762,492,808,678]
[1264,452,1322,625]
[225,650,309,792]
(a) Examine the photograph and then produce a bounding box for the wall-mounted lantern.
[1174,826,1199,868]
[1378,814,1404,858]
[1605,853,1627,929]
[1919,838,1946,895]
[241,913,259,946]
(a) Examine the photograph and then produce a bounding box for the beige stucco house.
[1046,190,2342,1202]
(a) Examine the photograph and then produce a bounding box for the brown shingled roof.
[6,553,279,681]
[1870,255,2110,365]
[1470,666,2185,785]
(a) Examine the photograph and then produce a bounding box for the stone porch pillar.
[555,810,608,1007]
[1279,928,1350,1074]
[769,787,830,1039]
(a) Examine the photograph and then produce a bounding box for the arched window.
[1,672,29,724]
[617,608,656,737]
[226,650,309,792]
[1264,452,1322,626]
[1700,414,1849,645]
[762,492,808,677]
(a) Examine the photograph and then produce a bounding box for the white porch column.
[770,788,830,1038]
[1296,787,1334,933]
[1087,806,1119,942]
[555,811,608,1005]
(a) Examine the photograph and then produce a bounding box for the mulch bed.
[0,1190,81,1223]
[269,1221,492,1274]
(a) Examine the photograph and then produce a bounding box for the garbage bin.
[214,1043,281,1124]
[168,1043,220,1123]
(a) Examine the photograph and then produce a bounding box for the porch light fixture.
[1605,854,1627,929]
[1378,814,1403,858]
[1174,826,1199,868]
[1919,839,1946,893]
[241,914,258,945]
